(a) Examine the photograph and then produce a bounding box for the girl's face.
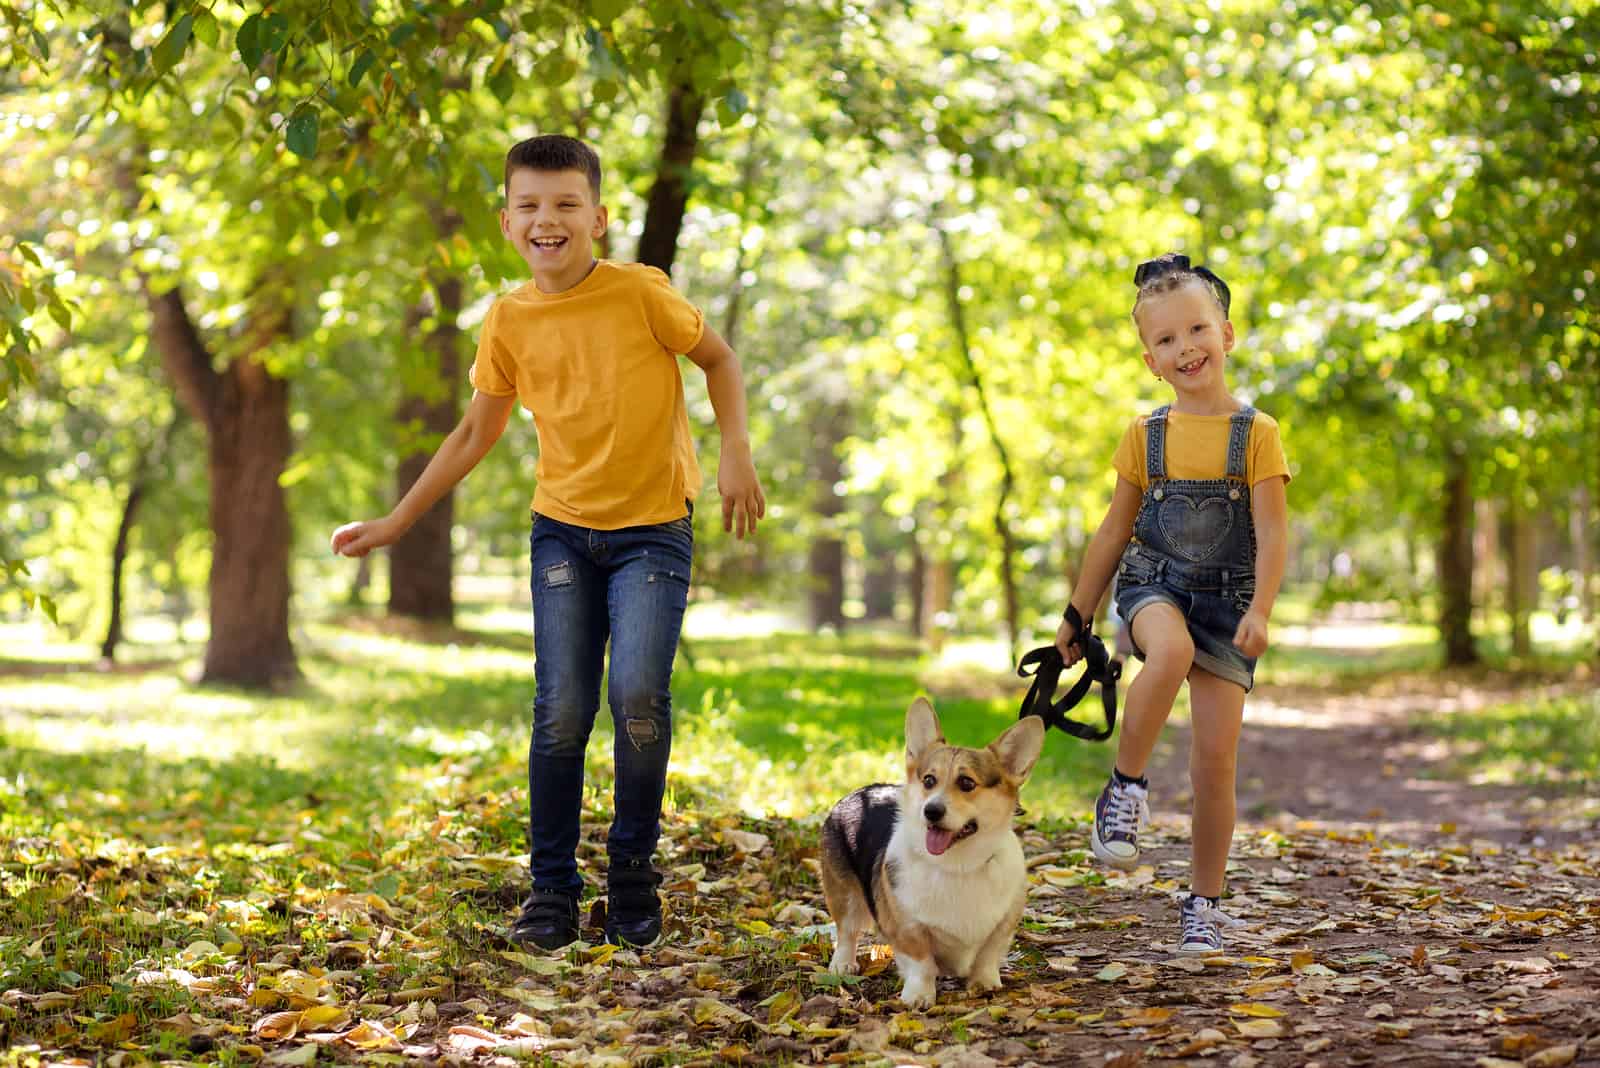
[1136,281,1235,401]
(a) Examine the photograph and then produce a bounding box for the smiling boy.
[332,135,764,949]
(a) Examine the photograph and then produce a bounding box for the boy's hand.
[718,446,765,539]
[1233,609,1269,658]
[331,518,398,558]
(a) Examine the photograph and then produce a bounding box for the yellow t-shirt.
[469,261,706,529]
[1112,408,1291,491]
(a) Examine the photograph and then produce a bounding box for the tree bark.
[1574,484,1594,625]
[147,283,299,688]
[389,218,464,623]
[909,543,927,638]
[635,78,706,274]
[100,480,145,662]
[808,403,848,631]
[100,412,181,662]
[1438,445,1477,666]
[1505,496,1536,657]
[937,226,1021,661]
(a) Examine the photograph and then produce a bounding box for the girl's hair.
[1131,253,1231,322]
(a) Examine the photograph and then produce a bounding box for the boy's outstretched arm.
[331,390,516,557]
[1233,474,1288,657]
[1055,477,1143,664]
[684,325,765,539]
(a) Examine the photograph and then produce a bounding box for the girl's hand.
[1233,609,1269,657]
[1054,614,1085,667]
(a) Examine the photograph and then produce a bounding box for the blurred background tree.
[3,0,1595,687]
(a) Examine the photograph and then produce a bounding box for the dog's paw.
[900,978,937,1010]
[828,950,860,976]
[966,967,1003,994]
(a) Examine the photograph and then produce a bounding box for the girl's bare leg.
[1185,667,1246,896]
[1116,603,1195,778]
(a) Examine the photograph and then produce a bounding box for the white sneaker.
[1178,893,1243,954]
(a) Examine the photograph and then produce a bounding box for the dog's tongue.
[926,826,956,856]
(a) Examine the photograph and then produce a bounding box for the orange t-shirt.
[1112,408,1291,491]
[469,261,706,529]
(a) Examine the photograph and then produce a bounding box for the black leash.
[1017,604,1122,742]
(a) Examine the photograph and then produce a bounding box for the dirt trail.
[1145,668,1598,849]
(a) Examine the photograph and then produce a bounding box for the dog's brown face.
[902,697,1044,857]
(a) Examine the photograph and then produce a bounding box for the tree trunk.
[635,78,705,274]
[861,506,899,622]
[1438,445,1477,666]
[100,412,181,662]
[808,404,848,631]
[922,555,954,652]
[1574,485,1594,625]
[100,479,145,663]
[389,231,463,623]
[909,544,926,638]
[936,225,1021,661]
[147,283,298,688]
[1505,496,1536,657]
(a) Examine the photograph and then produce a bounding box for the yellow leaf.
[1527,1047,1578,1068]
[341,1021,401,1051]
[1290,951,1316,971]
[1094,963,1127,981]
[1244,978,1293,997]
[1230,1003,1286,1018]
[1119,1007,1176,1027]
[90,1013,137,1044]
[298,1005,349,1030]
[252,1011,302,1040]
[1234,1018,1284,1038]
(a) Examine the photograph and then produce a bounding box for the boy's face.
[1136,281,1235,398]
[500,167,608,293]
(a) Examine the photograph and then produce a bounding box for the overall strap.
[1225,406,1256,481]
[1145,406,1171,483]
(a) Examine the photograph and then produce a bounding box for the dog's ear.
[989,716,1045,784]
[905,697,944,762]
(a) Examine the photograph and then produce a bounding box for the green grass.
[1,606,1593,1060]
[1417,689,1600,787]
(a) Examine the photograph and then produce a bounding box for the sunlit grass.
[1418,689,1600,787]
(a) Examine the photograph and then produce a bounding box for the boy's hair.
[503,135,602,199]
[1131,253,1231,323]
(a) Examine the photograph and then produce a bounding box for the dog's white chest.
[894,841,1026,973]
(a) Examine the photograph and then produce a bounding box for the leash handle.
[1017,610,1122,742]
[1061,603,1089,650]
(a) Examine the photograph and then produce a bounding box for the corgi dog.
[820,697,1045,1009]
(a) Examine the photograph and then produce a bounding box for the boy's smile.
[501,168,608,293]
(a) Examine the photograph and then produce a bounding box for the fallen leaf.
[252,1011,302,1041]
[1234,1018,1284,1038]
[1230,1003,1287,1018]
[1526,1047,1577,1068]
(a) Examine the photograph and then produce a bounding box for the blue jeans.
[527,510,693,895]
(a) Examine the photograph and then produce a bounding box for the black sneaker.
[604,858,663,947]
[508,888,580,951]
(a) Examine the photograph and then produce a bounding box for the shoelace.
[1180,895,1244,946]
[1104,782,1150,838]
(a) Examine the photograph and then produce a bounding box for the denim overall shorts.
[1114,405,1259,691]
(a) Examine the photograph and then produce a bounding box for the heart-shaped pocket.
[1156,494,1234,561]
